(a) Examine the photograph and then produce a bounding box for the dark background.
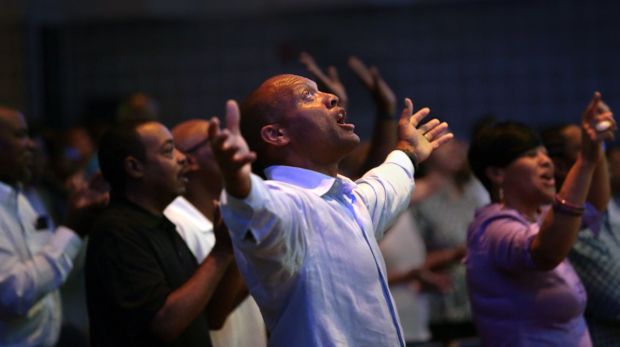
[1,0,618,140]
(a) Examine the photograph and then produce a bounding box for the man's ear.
[124,156,144,179]
[260,124,290,147]
[485,166,504,186]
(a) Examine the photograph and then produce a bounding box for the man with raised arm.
[208,74,452,346]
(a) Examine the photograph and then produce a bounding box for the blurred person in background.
[0,106,107,347]
[412,139,489,347]
[542,120,620,346]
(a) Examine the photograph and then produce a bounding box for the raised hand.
[395,98,453,164]
[299,52,348,108]
[581,92,616,163]
[208,100,256,198]
[348,56,396,116]
[211,200,233,254]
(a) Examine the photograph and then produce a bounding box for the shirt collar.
[0,181,18,204]
[110,197,175,230]
[265,165,354,197]
[168,196,213,230]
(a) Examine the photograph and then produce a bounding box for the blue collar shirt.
[221,150,414,347]
[0,181,82,347]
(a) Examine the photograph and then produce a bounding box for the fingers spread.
[431,133,455,149]
[410,107,431,127]
[400,98,413,121]
[425,121,449,141]
[418,119,440,134]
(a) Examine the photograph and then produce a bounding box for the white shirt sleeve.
[354,150,415,240]
[0,220,82,317]
[220,174,306,277]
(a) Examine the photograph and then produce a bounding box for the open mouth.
[540,172,555,187]
[336,108,347,124]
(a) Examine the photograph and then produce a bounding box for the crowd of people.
[0,52,618,347]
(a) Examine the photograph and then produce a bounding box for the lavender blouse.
[465,203,592,347]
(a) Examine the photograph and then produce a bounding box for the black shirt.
[86,198,212,347]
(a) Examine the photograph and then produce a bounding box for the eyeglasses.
[182,137,210,154]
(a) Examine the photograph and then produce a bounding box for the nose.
[538,149,553,167]
[324,93,339,109]
[175,148,187,167]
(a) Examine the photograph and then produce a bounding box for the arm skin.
[150,249,233,341]
[206,262,249,329]
[531,92,616,270]
[150,202,238,340]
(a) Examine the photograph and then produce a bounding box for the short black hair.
[468,121,542,193]
[97,121,148,197]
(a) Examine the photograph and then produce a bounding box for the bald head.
[171,119,221,193]
[240,74,311,172]
[171,119,211,153]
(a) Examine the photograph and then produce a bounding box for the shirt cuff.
[388,150,415,178]
[53,226,83,261]
[221,174,267,241]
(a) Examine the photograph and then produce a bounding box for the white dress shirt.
[164,196,267,347]
[0,181,82,347]
[221,150,414,347]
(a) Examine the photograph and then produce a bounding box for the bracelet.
[552,195,585,217]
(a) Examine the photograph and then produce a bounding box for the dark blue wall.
[40,0,619,139]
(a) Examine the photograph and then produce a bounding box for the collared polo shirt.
[86,198,212,347]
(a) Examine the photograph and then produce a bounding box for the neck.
[284,158,340,177]
[503,196,539,222]
[279,148,344,178]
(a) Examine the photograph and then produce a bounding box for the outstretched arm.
[532,92,616,270]
[395,98,453,165]
[208,100,256,199]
